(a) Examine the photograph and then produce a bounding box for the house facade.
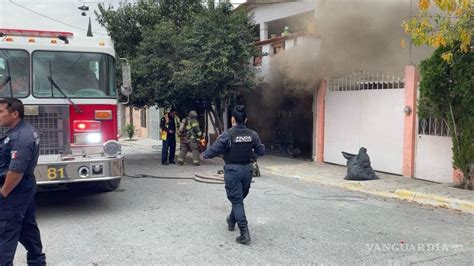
[240,0,457,183]
[120,105,161,140]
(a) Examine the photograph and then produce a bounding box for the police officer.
[0,98,46,265]
[160,107,179,165]
[203,105,265,244]
[177,110,203,166]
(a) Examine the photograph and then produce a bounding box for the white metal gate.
[324,72,405,175]
[415,116,453,183]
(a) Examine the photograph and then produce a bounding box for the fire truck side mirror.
[120,58,132,96]
[121,86,132,96]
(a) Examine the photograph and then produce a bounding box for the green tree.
[97,1,257,133]
[418,46,473,189]
[95,0,203,108]
[172,1,257,132]
[96,0,160,59]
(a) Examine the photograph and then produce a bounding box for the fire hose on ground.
[124,172,225,184]
[123,155,260,184]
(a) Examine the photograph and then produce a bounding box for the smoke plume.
[264,0,431,97]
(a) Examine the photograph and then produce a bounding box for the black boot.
[226,215,235,231]
[236,225,251,245]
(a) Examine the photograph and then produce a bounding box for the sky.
[0,0,247,37]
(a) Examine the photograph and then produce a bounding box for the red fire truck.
[0,28,125,191]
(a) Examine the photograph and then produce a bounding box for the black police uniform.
[0,120,46,265]
[203,124,265,241]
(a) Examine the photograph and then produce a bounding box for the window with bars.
[418,116,450,136]
[328,71,404,91]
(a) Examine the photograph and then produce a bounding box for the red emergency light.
[0,28,74,38]
[73,120,101,132]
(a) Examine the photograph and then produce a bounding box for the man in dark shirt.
[203,105,265,244]
[0,98,46,265]
[160,108,179,165]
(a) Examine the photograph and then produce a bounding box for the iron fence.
[328,71,404,91]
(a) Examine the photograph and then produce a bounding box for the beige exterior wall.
[124,107,149,139]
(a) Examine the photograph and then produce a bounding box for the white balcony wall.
[249,1,316,25]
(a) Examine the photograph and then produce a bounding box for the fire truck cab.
[0,28,124,191]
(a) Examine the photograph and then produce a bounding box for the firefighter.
[177,110,203,166]
[0,98,46,265]
[160,107,180,165]
[202,105,265,245]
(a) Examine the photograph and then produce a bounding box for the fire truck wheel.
[92,179,121,192]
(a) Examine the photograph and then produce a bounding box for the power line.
[8,0,108,36]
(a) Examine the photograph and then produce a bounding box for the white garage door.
[324,74,405,175]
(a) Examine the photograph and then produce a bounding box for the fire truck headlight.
[103,140,121,158]
[86,133,102,144]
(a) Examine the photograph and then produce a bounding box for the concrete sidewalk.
[121,138,474,214]
[120,137,163,151]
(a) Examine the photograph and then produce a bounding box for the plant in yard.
[418,46,473,190]
[125,123,136,141]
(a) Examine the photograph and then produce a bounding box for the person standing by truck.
[0,98,46,265]
[160,107,179,165]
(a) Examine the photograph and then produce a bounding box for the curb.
[265,167,474,214]
[393,189,474,214]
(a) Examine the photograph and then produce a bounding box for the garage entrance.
[238,85,314,160]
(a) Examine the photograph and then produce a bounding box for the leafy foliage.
[96,1,257,132]
[402,0,472,62]
[419,45,473,189]
[125,123,136,140]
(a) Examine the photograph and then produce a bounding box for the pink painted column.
[453,169,464,183]
[402,65,419,178]
[316,80,327,163]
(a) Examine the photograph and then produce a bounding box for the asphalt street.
[13,145,474,265]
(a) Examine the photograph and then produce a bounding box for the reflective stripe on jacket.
[184,118,202,142]
[160,114,180,141]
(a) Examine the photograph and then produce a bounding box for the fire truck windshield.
[32,51,116,98]
[0,49,29,98]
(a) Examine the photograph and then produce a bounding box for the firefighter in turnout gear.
[160,108,180,165]
[177,110,203,166]
[202,105,265,245]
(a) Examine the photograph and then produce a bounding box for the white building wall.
[250,1,316,24]
[148,106,161,140]
[415,136,453,183]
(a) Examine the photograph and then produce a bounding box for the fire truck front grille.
[0,106,68,155]
[25,112,66,155]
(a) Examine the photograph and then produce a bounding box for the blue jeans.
[0,187,46,266]
[224,164,252,228]
[161,136,176,163]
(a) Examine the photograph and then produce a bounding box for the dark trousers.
[224,164,252,228]
[161,136,176,163]
[0,187,46,266]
